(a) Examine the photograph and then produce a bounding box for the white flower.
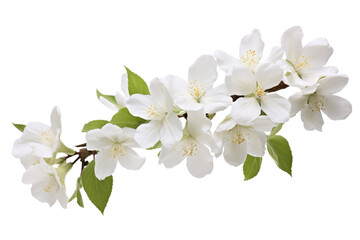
[99,73,130,111]
[214,116,276,166]
[12,106,62,158]
[214,29,284,74]
[86,123,145,180]
[226,63,291,124]
[22,158,69,208]
[281,26,335,88]
[159,111,214,178]
[289,74,352,131]
[162,55,232,113]
[126,77,183,148]
[12,139,41,168]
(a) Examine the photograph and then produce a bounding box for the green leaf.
[270,123,284,136]
[77,189,84,208]
[110,108,148,129]
[13,123,26,132]
[147,141,162,150]
[69,177,84,208]
[82,161,113,214]
[125,66,150,96]
[58,141,75,155]
[96,89,121,108]
[267,135,292,176]
[82,120,109,132]
[243,155,262,181]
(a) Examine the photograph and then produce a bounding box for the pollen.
[40,130,55,146]
[240,49,261,69]
[308,95,326,112]
[42,180,56,193]
[255,87,266,98]
[227,126,249,144]
[111,143,123,159]
[189,80,206,100]
[182,142,198,157]
[296,56,311,70]
[146,104,164,120]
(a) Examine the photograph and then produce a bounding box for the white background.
[1,0,359,239]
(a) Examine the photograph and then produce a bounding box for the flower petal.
[118,147,145,170]
[115,92,126,108]
[261,94,291,123]
[289,92,308,116]
[94,150,118,180]
[246,129,267,157]
[316,74,349,96]
[186,143,213,178]
[187,111,214,150]
[281,26,303,63]
[85,128,113,151]
[51,106,61,131]
[12,139,33,158]
[159,143,185,168]
[223,140,247,166]
[239,29,264,60]
[301,38,333,69]
[231,97,261,125]
[300,66,338,86]
[149,77,174,112]
[126,94,155,120]
[255,63,283,90]
[134,120,162,148]
[214,50,241,73]
[121,73,130,98]
[188,55,218,90]
[55,190,69,209]
[216,115,237,133]
[225,66,255,95]
[264,46,284,64]
[250,116,276,132]
[22,163,51,184]
[100,96,120,111]
[301,106,324,131]
[31,183,57,207]
[322,95,352,120]
[201,84,232,113]
[160,112,183,148]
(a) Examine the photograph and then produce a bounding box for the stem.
[67,144,96,175]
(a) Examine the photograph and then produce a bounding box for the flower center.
[255,87,266,98]
[181,140,198,157]
[189,80,206,101]
[40,130,55,146]
[146,103,165,120]
[296,55,311,70]
[227,125,249,144]
[240,49,261,70]
[308,95,326,112]
[111,143,123,159]
[42,178,57,193]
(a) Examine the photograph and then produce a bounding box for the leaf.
[69,177,84,208]
[110,108,148,129]
[267,135,292,176]
[82,120,109,132]
[96,90,121,108]
[82,161,113,214]
[147,141,162,150]
[13,123,26,132]
[125,66,150,96]
[77,189,84,208]
[270,123,284,136]
[243,155,262,181]
[58,141,75,155]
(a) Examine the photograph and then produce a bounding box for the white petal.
[213,131,225,158]
[225,67,255,95]
[301,84,319,95]
[186,143,213,178]
[201,84,232,113]
[289,93,308,116]
[21,122,51,143]
[121,73,130,98]
[55,190,69,209]
[149,77,174,112]
[51,106,61,131]
[188,55,218,90]
[85,128,113,151]
[115,92,126,108]
[187,111,212,138]
[300,66,338,86]
[22,164,50,184]
[159,143,185,168]
[94,150,118,180]
[100,124,136,145]
[281,26,303,63]
[223,140,247,166]
[20,155,41,169]
[31,183,57,207]
[283,70,310,88]
[134,120,161,148]
[264,46,284,64]
[100,96,120,110]
[231,97,261,124]
[126,94,156,120]
[255,63,283,90]
[216,115,237,133]
[118,147,145,170]
[239,29,264,60]
[301,106,324,131]
[176,93,203,111]
[161,75,189,102]
[316,74,349,96]
[120,127,138,147]
[260,94,291,123]
[160,112,183,148]
[12,139,33,158]
[301,38,333,69]
[246,130,267,157]
[214,50,241,73]
[322,95,352,120]
[250,116,276,132]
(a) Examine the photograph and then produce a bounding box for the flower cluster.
[12,26,352,212]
